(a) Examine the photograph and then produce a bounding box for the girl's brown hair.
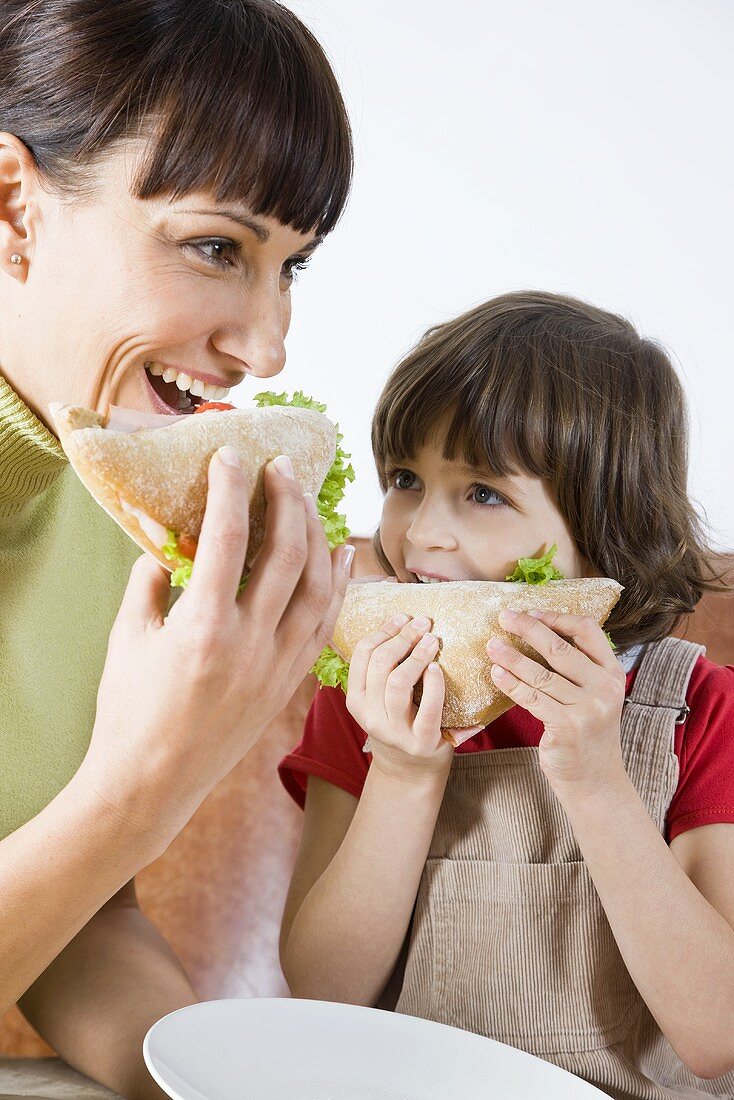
[0,0,352,235]
[371,291,730,649]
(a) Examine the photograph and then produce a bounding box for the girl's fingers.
[521,609,620,670]
[347,613,412,697]
[489,662,564,724]
[413,663,447,741]
[383,632,440,727]
[364,616,433,700]
[485,637,577,704]
[496,609,608,684]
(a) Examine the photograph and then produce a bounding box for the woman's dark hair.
[0,0,352,235]
[371,291,731,649]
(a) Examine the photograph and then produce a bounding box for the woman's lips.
[143,366,200,414]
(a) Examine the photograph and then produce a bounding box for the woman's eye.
[281,255,313,286]
[470,483,506,506]
[185,238,239,268]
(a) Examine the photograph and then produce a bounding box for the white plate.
[144,998,607,1099]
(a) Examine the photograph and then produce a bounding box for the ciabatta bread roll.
[332,577,623,732]
[51,403,337,575]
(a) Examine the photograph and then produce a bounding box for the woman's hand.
[79,447,353,850]
[486,609,627,800]
[346,615,453,783]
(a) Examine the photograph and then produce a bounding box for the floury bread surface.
[53,405,337,571]
[332,578,623,729]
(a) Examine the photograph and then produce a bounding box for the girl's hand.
[486,609,627,800]
[346,615,454,783]
[79,448,352,851]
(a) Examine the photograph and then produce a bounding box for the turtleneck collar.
[0,372,68,518]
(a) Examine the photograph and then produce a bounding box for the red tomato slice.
[177,533,199,560]
[195,401,236,413]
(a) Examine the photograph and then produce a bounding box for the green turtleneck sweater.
[0,373,140,840]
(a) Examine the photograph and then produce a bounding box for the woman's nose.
[212,284,287,379]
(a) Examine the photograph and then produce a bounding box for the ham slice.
[105,405,188,432]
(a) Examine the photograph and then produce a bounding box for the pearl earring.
[10,254,22,265]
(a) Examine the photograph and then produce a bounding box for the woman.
[0,1,353,1096]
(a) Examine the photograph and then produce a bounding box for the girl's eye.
[185,238,239,268]
[281,255,313,287]
[470,483,507,507]
[389,468,420,491]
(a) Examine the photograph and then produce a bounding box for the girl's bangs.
[373,353,555,486]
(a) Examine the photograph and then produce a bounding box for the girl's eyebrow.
[451,461,524,489]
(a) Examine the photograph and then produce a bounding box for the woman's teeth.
[147,362,231,402]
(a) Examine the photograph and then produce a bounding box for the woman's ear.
[0,132,38,281]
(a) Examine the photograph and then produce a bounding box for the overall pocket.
[397,856,640,1057]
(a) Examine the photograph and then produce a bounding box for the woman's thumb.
[114,553,172,633]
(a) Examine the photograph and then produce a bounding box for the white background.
[245,0,734,548]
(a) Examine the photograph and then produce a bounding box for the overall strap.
[620,637,705,829]
[626,636,705,726]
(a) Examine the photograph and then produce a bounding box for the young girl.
[278,291,734,1098]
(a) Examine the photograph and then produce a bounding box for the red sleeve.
[667,657,734,841]
[279,686,370,809]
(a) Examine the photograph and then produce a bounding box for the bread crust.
[332,578,623,729]
[53,405,337,571]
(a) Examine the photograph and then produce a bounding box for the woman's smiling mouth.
[143,361,232,413]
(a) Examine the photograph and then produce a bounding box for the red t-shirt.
[279,655,734,842]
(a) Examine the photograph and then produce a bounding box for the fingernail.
[340,544,355,578]
[491,664,507,680]
[274,454,294,478]
[499,609,517,624]
[390,613,411,629]
[487,637,506,653]
[303,492,319,518]
[417,632,437,651]
[528,610,544,619]
[411,615,431,632]
[218,446,241,468]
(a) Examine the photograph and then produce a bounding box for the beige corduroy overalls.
[396,637,734,1099]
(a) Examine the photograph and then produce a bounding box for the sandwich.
[51,391,355,587]
[314,546,622,741]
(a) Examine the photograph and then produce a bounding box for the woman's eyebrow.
[175,207,323,254]
[178,207,271,241]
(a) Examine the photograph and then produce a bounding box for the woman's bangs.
[132,11,352,235]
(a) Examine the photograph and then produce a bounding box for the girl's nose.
[405,500,458,552]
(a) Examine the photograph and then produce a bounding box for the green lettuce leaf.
[311,645,350,692]
[253,389,355,550]
[162,530,194,589]
[505,543,616,649]
[506,544,565,585]
[167,390,356,625]
[254,390,357,688]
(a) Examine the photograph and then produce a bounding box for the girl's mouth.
[143,362,231,414]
